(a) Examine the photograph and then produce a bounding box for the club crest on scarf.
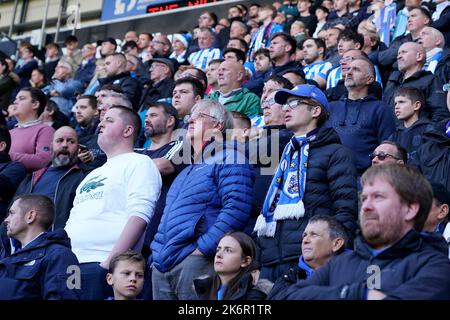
[255,134,314,237]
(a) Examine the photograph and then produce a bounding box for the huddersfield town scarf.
[254,134,314,237]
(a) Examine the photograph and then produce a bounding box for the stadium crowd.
[0,0,450,300]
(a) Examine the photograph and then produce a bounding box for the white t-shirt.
[65,152,162,263]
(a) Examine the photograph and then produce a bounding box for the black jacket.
[0,153,26,222]
[15,163,86,229]
[284,230,450,300]
[139,77,174,111]
[257,127,358,276]
[98,72,141,110]
[432,5,450,48]
[0,74,16,111]
[410,120,450,192]
[194,273,267,300]
[388,118,434,162]
[383,70,450,123]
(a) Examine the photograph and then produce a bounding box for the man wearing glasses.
[255,84,358,283]
[370,141,407,166]
[151,100,254,299]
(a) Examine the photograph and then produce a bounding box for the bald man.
[208,60,262,117]
[14,126,86,229]
[383,42,450,122]
[98,53,141,109]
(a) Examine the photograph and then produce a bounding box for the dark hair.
[108,249,145,273]
[308,214,348,252]
[46,42,60,51]
[270,32,297,55]
[267,75,294,89]
[304,38,327,57]
[228,37,249,53]
[0,56,9,74]
[222,47,246,63]
[231,111,251,129]
[179,68,208,92]
[237,3,247,14]
[394,87,425,112]
[99,84,124,94]
[209,231,257,300]
[378,140,408,163]
[361,164,433,231]
[250,3,260,8]
[46,100,59,114]
[11,194,55,230]
[19,42,35,56]
[20,87,48,116]
[174,77,205,98]
[201,11,218,27]
[31,68,47,83]
[338,29,364,50]
[253,48,270,60]
[78,95,98,110]
[64,35,78,44]
[110,106,142,143]
[411,6,432,23]
[149,101,179,129]
[0,125,11,153]
[140,32,153,41]
[122,40,138,52]
[316,5,330,15]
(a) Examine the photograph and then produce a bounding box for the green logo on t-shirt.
[80,176,107,194]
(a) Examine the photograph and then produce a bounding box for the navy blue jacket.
[410,120,450,192]
[257,127,358,273]
[388,118,434,162]
[0,229,80,300]
[383,70,450,123]
[284,230,450,300]
[74,58,96,88]
[328,95,395,173]
[0,153,26,222]
[151,141,255,273]
[15,163,86,229]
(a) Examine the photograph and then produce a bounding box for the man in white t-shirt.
[65,105,162,300]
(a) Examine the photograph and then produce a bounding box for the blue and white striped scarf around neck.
[254,134,314,237]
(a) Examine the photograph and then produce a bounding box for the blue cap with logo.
[274,84,329,112]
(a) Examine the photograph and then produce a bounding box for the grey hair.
[192,100,234,132]
[103,92,132,109]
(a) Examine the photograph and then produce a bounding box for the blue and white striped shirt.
[304,61,333,82]
[326,65,383,89]
[188,48,221,70]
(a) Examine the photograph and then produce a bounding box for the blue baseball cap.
[274,84,329,112]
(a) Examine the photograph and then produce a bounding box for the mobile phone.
[79,144,88,152]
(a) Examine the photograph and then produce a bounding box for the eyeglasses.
[262,97,276,109]
[282,99,318,111]
[188,112,219,122]
[369,151,401,161]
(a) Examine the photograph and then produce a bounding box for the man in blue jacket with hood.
[285,164,450,300]
[0,194,80,299]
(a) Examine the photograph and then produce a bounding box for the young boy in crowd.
[106,250,146,300]
[389,87,434,161]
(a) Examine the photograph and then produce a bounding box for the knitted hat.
[173,33,192,49]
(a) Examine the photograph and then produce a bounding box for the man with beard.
[136,102,183,250]
[14,126,86,229]
[285,164,450,300]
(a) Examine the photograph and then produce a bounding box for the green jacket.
[208,88,262,117]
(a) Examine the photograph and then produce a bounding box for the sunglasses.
[369,151,401,161]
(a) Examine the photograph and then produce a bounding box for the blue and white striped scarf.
[254,135,313,237]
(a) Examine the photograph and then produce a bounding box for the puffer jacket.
[257,127,358,271]
[151,141,255,273]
